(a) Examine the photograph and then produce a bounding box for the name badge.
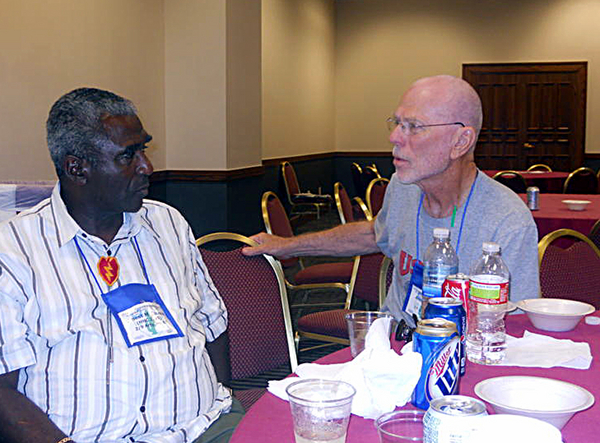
[102,283,184,347]
[404,261,424,321]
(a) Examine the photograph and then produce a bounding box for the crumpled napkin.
[502,330,592,369]
[267,317,422,419]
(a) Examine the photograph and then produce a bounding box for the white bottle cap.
[433,227,450,239]
[482,242,500,253]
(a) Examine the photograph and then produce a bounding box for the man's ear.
[450,127,476,160]
[63,155,89,185]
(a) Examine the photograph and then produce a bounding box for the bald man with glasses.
[243,75,540,325]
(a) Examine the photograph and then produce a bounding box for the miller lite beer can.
[411,318,461,410]
[425,297,466,375]
[527,186,539,211]
[442,273,470,319]
[423,395,488,443]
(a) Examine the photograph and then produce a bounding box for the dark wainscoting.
[148,152,394,239]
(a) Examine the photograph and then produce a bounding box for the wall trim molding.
[151,151,392,182]
[150,166,264,183]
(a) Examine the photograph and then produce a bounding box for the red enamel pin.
[97,256,119,286]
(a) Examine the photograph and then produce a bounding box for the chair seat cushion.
[294,261,353,285]
[234,388,265,411]
[297,309,358,338]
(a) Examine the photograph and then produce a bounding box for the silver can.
[423,395,487,443]
[526,186,539,210]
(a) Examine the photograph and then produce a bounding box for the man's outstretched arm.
[242,220,380,259]
[0,370,69,443]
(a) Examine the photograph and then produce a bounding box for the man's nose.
[389,125,406,146]
[136,151,154,176]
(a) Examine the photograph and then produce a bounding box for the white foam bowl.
[475,376,594,430]
[562,199,591,211]
[467,414,563,443]
[517,298,595,331]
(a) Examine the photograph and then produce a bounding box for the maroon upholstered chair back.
[588,219,600,251]
[197,235,296,379]
[351,162,364,198]
[539,229,600,309]
[334,182,354,224]
[261,191,299,268]
[350,253,386,306]
[361,166,380,197]
[563,167,598,194]
[366,178,389,217]
[282,161,301,197]
[492,170,527,194]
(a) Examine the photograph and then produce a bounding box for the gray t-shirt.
[375,170,540,324]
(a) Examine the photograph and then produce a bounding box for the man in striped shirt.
[0,88,242,442]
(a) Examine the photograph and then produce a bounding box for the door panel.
[463,63,587,172]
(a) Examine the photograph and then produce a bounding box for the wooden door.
[463,62,587,171]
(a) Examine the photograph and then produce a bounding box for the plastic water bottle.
[422,228,458,317]
[466,242,509,365]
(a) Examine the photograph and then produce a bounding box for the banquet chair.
[492,170,528,194]
[378,256,394,307]
[366,177,390,217]
[261,191,352,309]
[538,229,600,309]
[563,167,599,194]
[334,182,372,225]
[588,219,600,251]
[196,232,298,410]
[281,161,332,219]
[360,165,381,200]
[527,164,553,172]
[295,252,388,347]
[351,162,365,199]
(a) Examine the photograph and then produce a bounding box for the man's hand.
[241,233,294,259]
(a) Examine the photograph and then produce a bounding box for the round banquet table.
[518,193,600,239]
[230,312,600,443]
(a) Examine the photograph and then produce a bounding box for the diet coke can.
[423,395,488,443]
[442,273,470,319]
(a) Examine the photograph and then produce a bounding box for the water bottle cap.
[482,242,500,253]
[433,227,450,239]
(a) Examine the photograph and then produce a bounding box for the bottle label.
[423,265,458,295]
[469,274,509,305]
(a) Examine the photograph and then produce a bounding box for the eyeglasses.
[386,117,465,135]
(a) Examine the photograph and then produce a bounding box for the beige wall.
[0,0,165,180]
[335,0,600,154]
[261,0,336,160]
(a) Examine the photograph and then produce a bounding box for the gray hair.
[46,88,137,177]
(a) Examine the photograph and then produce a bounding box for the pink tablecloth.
[485,170,569,193]
[231,313,600,443]
[518,193,600,239]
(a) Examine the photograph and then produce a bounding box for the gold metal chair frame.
[378,255,393,308]
[589,219,600,242]
[563,167,597,193]
[538,228,600,267]
[527,164,552,172]
[491,170,526,181]
[281,161,330,219]
[261,191,350,306]
[334,182,372,225]
[365,177,390,215]
[196,232,298,372]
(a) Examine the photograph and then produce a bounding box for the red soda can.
[442,273,470,319]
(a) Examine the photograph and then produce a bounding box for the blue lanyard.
[74,236,150,294]
[416,171,478,260]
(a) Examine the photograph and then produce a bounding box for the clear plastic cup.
[375,410,425,442]
[286,379,356,443]
[345,311,395,358]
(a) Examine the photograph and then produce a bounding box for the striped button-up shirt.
[0,184,230,442]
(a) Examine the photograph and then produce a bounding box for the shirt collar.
[49,182,152,248]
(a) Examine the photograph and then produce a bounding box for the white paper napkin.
[502,330,592,369]
[267,317,422,419]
